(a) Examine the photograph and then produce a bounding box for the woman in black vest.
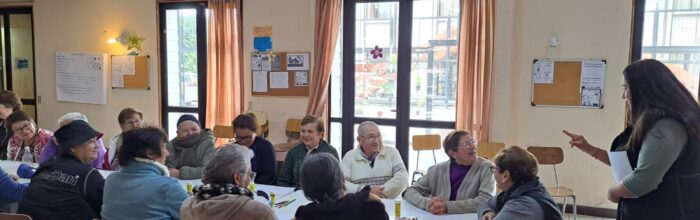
[478,146,562,220]
[563,59,700,219]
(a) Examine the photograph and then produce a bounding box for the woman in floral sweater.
[5,111,52,162]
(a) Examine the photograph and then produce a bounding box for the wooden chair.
[478,141,505,160]
[246,111,269,138]
[0,213,32,220]
[411,134,442,185]
[527,146,577,220]
[273,119,302,164]
[212,125,235,143]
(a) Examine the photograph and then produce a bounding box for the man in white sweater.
[341,121,408,199]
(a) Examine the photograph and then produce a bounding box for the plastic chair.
[0,213,32,220]
[527,146,577,220]
[411,134,442,185]
[212,125,235,143]
[478,141,506,160]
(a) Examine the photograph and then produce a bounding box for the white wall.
[490,0,632,209]
[33,0,160,142]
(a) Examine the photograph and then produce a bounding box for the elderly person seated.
[341,121,407,199]
[102,127,189,219]
[107,107,144,169]
[165,114,215,180]
[17,120,105,219]
[478,146,562,220]
[39,112,107,169]
[180,144,276,220]
[278,115,339,188]
[295,153,389,220]
[405,130,495,214]
[233,113,276,184]
[5,111,52,163]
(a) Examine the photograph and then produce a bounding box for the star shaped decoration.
[127,32,145,51]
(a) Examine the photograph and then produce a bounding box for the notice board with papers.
[531,59,606,108]
[111,55,149,90]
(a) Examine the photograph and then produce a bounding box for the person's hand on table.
[370,186,386,198]
[169,168,180,179]
[427,196,447,215]
[482,211,496,220]
[10,173,19,181]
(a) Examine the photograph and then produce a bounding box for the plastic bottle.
[21,146,33,163]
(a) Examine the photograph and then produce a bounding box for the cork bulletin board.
[251,52,310,97]
[531,59,606,108]
[111,55,150,90]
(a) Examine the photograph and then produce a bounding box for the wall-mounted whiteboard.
[55,51,108,105]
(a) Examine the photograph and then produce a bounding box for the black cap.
[177,114,200,126]
[55,120,103,150]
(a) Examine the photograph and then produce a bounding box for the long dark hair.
[623,59,700,151]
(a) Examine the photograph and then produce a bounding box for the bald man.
[341,121,408,199]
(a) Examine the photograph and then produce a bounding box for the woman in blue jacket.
[101,127,188,220]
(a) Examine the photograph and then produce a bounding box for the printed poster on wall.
[56,51,108,105]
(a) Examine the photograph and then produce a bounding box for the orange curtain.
[305,0,342,116]
[206,0,244,145]
[456,0,495,141]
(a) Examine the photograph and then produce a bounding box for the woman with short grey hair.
[294,153,389,220]
[180,144,275,220]
[38,112,107,168]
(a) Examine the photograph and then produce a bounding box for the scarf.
[171,130,210,149]
[193,183,253,200]
[133,157,170,176]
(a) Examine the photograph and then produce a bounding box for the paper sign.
[608,151,634,182]
[253,26,272,37]
[254,37,272,52]
[253,71,268,92]
[533,61,554,84]
[270,72,289,89]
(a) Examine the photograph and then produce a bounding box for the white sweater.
[341,146,408,199]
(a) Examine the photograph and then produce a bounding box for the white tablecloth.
[274,190,476,220]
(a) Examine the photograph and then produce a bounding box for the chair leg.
[572,196,577,220]
[562,197,568,219]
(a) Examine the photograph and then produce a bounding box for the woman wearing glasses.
[405,130,496,214]
[181,144,275,220]
[477,146,562,220]
[5,111,52,162]
[232,113,276,184]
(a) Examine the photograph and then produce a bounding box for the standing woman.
[563,59,700,219]
[5,111,53,162]
[0,90,22,160]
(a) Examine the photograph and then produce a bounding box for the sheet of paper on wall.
[581,88,601,107]
[55,51,108,105]
[252,54,263,71]
[269,71,289,89]
[608,151,634,183]
[253,26,272,37]
[295,71,308,87]
[112,72,124,88]
[261,54,272,71]
[581,61,605,90]
[112,56,135,76]
[533,61,554,84]
[253,71,268,92]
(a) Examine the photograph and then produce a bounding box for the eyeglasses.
[12,122,33,133]
[241,171,257,180]
[458,139,478,149]
[235,136,254,142]
[123,119,142,126]
[360,133,382,142]
[489,166,500,173]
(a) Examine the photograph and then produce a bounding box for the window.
[633,0,700,100]
[329,0,460,176]
[159,2,207,138]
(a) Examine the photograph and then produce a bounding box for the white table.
[1,160,294,199]
[273,190,477,220]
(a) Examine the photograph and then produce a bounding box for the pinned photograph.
[295,71,308,86]
[286,53,309,70]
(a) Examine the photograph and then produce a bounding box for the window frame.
[158,2,208,134]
